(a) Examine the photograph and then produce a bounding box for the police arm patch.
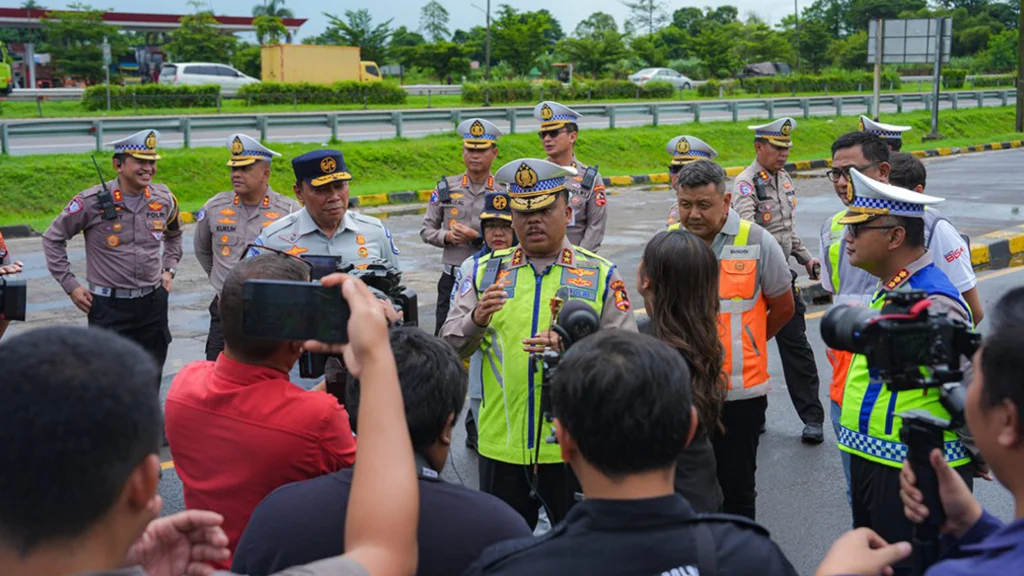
[384,226,400,254]
[196,208,206,222]
[738,182,754,196]
[65,196,84,215]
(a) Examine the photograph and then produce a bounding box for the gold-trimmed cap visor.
[310,172,353,187]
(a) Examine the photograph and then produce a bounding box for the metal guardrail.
[0,89,1014,155]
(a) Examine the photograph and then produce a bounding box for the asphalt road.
[4,147,1024,575]
[4,92,1010,156]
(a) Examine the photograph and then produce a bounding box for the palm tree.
[253,0,293,42]
[20,0,44,9]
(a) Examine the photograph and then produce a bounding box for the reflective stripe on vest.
[838,265,973,468]
[473,247,613,465]
[826,211,844,293]
[717,220,771,401]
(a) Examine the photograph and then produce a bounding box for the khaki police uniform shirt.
[440,238,638,356]
[254,208,401,269]
[564,158,607,252]
[194,188,300,292]
[419,173,494,268]
[732,160,813,265]
[42,179,184,294]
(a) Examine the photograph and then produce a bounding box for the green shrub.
[236,81,407,106]
[697,80,739,97]
[461,79,674,103]
[81,84,220,111]
[737,71,901,95]
[941,68,967,89]
[971,75,1016,88]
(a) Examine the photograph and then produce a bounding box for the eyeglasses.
[239,243,316,276]
[846,222,896,238]
[538,128,566,140]
[669,164,684,175]
[827,163,878,182]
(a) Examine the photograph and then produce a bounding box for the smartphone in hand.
[242,279,350,343]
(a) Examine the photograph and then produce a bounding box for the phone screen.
[301,255,341,281]
[242,279,350,343]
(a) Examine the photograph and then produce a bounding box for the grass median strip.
[1,106,1020,231]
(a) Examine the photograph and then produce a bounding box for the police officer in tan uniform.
[665,135,719,227]
[731,118,825,443]
[534,101,607,251]
[42,129,183,375]
[0,231,23,341]
[195,133,300,361]
[420,118,501,335]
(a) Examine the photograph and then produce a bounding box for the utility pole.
[872,18,883,120]
[794,0,801,72]
[484,0,491,82]
[1016,0,1022,132]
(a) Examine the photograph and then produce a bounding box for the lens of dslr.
[820,305,878,354]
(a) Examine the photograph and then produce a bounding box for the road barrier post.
[393,111,403,138]
[652,105,660,127]
[767,100,775,119]
[801,98,810,119]
[952,92,959,110]
[693,102,701,123]
[1,124,9,155]
[836,97,843,116]
[977,91,984,108]
[1002,90,1009,107]
[93,120,102,152]
[451,109,462,129]
[730,101,738,122]
[329,114,338,142]
[182,117,191,149]
[506,108,517,134]
[258,116,268,141]
[607,106,616,129]
[896,94,904,113]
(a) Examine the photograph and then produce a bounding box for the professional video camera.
[297,257,418,380]
[821,289,981,576]
[1,276,27,323]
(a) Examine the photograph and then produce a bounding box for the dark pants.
[712,396,768,520]
[850,455,975,576]
[88,286,171,380]
[478,456,581,530]
[205,295,224,362]
[776,271,824,426]
[434,270,456,336]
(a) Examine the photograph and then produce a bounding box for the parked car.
[158,62,258,95]
[628,67,694,89]
[738,61,793,78]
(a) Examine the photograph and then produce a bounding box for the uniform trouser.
[88,287,171,384]
[850,455,975,576]
[434,271,456,336]
[775,270,825,426]
[205,295,224,362]
[712,395,768,520]
[830,400,853,508]
[478,456,581,531]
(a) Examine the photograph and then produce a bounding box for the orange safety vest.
[826,348,854,405]
[671,219,771,399]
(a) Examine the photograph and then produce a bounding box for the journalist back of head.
[465,330,797,576]
[0,327,163,573]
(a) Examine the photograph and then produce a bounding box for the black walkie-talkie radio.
[90,156,119,221]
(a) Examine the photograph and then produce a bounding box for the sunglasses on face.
[669,164,684,175]
[827,162,879,182]
[846,221,896,238]
[538,128,566,140]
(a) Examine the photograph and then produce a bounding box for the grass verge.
[1,106,1020,231]
[0,85,1009,120]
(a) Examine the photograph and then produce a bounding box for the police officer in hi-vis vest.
[732,118,826,444]
[421,118,501,335]
[43,129,183,377]
[669,160,794,521]
[441,158,637,529]
[836,169,978,576]
[195,134,299,361]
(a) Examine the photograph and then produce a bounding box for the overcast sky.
[41,0,800,40]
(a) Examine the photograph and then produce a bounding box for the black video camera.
[297,258,418,380]
[1,277,27,322]
[822,289,980,575]
[821,289,979,391]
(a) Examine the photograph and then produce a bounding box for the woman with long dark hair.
[638,228,726,513]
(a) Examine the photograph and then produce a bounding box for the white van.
[158,63,259,95]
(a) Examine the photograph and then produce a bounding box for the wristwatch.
[163,268,177,279]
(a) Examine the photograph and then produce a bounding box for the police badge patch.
[738,182,754,196]
[196,208,206,222]
[66,196,84,215]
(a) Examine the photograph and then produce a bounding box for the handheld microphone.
[557,299,600,349]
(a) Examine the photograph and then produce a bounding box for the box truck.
[261,44,382,84]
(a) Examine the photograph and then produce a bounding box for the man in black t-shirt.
[233,328,531,576]
[464,331,799,576]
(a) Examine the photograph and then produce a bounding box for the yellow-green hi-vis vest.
[473,245,615,465]
[838,263,974,469]
[826,211,843,292]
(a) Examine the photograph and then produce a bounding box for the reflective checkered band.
[463,133,498,141]
[851,196,924,217]
[868,129,904,139]
[755,130,786,137]
[239,149,273,160]
[508,176,566,195]
[676,150,712,158]
[837,426,968,464]
[116,144,154,153]
[551,114,577,122]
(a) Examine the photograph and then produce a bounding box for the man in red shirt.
[165,253,357,568]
